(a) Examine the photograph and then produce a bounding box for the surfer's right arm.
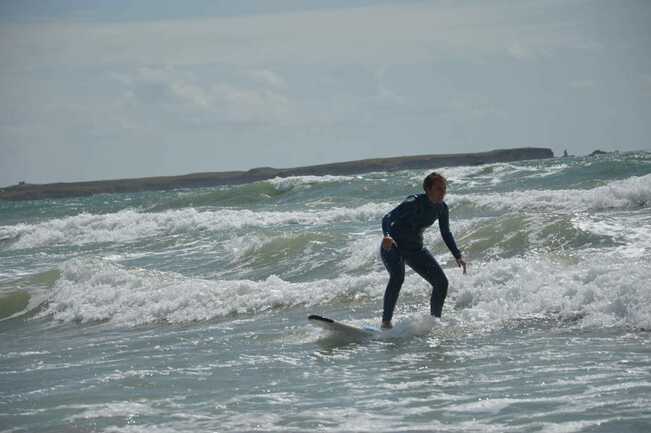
[381,196,417,250]
[382,235,397,250]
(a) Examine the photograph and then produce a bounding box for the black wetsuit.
[381,194,461,321]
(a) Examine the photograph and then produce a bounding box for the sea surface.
[1,152,651,433]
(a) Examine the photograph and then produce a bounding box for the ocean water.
[1,152,651,433]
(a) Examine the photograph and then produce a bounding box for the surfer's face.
[427,180,446,203]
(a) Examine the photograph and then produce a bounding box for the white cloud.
[108,66,297,126]
[171,81,212,110]
[247,69,287,90]
[211,82,293,124]
[507,41,536,61]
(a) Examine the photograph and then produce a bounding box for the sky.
[1,0,650,186]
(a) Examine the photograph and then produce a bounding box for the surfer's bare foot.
[381,320,392,329]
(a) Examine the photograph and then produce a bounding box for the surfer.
[380,172,466,329]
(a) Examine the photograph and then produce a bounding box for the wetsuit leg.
[405,249,449,318]
[381,245,405,322]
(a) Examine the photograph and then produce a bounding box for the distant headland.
[0,147,553,201]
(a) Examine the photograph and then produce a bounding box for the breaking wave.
[39,258,386,326]
[1,203,388,250]
[39,249,651,330]
[452,173,651,213]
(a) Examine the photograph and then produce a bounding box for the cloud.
[108,66,296,126]
[507,41,536,61]
[212,82,293,124]
[247,69,288,90]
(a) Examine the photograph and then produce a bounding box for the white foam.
[452,173,651,213]
[412,162,569,188]
[2,202,390,250]
[102,426,181,433]
[40,258,388,326]
[341,233,381,272]
[572,212,651,258]
[449,252,651,330]
[0,351,50,359]
[267,174,356,190]
[40,236,651,329]
[380,314,439,338]
[448,398,518,414]
[536,420,608,433]
[63,401,160,422]
[7,174,647,252]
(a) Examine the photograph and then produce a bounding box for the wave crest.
[451,174,651,213]
[449,253,651,330]
[40,258,386,326]
[1,203,388,250]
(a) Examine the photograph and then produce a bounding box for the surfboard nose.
[308,314,333,323]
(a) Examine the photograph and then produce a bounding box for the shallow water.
[2,152,651,432]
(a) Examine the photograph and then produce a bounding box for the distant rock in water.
[0,147,553,201]
[589,150,609,157]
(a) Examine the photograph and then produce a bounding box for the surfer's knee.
[431,274,448,299]
[425,267,447,291]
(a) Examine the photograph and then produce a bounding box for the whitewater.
[1,152,650,432]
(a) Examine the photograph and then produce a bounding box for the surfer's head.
[423,172,447,203]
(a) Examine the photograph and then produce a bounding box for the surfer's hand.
[382,236,397,250]
[456,257,467,274]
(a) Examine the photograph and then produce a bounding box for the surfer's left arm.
[439,203,467,274]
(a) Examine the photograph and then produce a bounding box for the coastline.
[0,147,553,201]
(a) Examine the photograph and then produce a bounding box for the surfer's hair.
[423,172,447,192]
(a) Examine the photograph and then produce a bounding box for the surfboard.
[308,314,381,338]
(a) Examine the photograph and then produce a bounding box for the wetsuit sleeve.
[382,197,418,236]
[439,203,462,259]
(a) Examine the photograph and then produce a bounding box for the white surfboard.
[308,314,381,338]
[309,314,439,339]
